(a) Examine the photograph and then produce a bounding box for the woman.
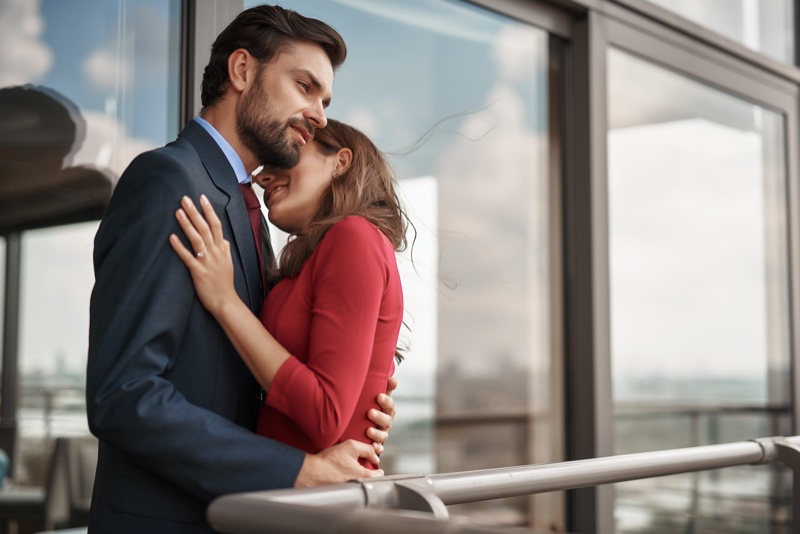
[170,119,405,468]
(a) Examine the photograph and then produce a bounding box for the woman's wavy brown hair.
[269,119,408,363]
[269,118,408,282]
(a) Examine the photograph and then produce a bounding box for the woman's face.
[254,140,337,233]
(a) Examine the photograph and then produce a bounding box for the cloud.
[82,3,169,92]
[72,110,156,183]
[83,49,130,92]
[0,0,53,86]
[493,24,546,82]
[344,107,380,139]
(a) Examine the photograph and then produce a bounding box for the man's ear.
[335,148,353,175]
[228,49,255,93]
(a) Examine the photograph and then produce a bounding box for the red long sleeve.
[257,217,402,455]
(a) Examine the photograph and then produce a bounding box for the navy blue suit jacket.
[86,121,305,533]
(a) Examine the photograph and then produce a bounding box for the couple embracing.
[87,5,406,532]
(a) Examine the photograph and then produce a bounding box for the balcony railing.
[207,435,800,533]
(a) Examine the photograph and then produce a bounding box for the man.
[87,5,395,532]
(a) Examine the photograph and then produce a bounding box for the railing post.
[774,439,800,534]
[361,475,449,519]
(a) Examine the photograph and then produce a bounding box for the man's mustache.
[288,117,315,143]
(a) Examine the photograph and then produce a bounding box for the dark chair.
[0,435,98,533]
[0,485,46,532]
[44,436,98,528]
[65,436,97,526]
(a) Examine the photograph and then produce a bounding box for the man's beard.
[238,112,299,169]
[237,82,312,169]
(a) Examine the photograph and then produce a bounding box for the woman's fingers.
[180,196,214,247]
[199,194,225,245]
[169,233,194,264]
[172,195,230,269]
[175,205,207,256]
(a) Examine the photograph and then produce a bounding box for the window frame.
[562,3,800,532]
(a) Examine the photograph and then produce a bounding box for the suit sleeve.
[265,217,390,450]
[86,151,304,500]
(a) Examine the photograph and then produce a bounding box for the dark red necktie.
[239,182,264,294]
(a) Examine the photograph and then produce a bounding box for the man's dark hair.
[201,4,346,109]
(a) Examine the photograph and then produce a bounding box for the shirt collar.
[194,116,251,184]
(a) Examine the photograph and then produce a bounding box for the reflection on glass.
[0,85,112,232]
[646,0,794,64]
[20,223,96,441]
[608,48,791,532]
[248,0,558,528]
[0,0,180,485]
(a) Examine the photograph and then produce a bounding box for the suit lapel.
[179,121,261,313]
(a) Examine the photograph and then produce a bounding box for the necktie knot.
[240,182,261,210]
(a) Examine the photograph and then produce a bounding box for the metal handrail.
[207,435,800,533]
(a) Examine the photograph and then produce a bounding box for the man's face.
[237,41,334,169]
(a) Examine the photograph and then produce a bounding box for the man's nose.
[306,99,327,130]
[253,172,273,187]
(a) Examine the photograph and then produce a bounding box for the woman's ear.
[334,148,353,176]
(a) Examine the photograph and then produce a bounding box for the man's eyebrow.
[294,68,331,108]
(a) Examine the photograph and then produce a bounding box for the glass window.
[646,0,794,64]
[246,0,560,528]
[607,48,791,532]
[19,224,95,451]
[0,0,180,486]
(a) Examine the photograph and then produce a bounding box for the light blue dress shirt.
[194,116,251,185]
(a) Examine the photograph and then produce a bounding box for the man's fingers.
[349,439,381,467]
[295,441,385,487]
[364,468,385,478]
